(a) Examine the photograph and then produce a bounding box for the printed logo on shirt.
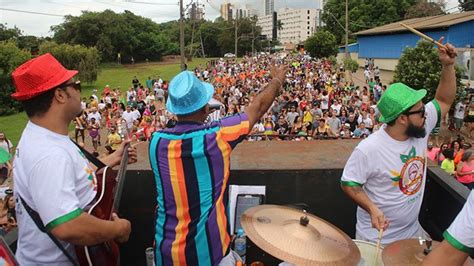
[389,146,425,195]
[78,150,98,191]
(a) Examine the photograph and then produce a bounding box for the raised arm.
[434,37,458,118]
[245,64,288,129]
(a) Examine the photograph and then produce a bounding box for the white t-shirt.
[145,95,155,105]
[155,88,165,98]
[341,101,439,245]
[87,112,101,122]
[0,140,12,154]
[444,191,474,255]
[91,94,98,102]
[122,111,136,129]
[331,104,342,115]
[126,90,136,101]
[358,116,373,128]
[454,102,466,119]
[14,121,97,264]
[98,102,106,111]
[321,95,329,110]
[132,109,141,120]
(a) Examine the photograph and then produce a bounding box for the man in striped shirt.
[149,63,288,265]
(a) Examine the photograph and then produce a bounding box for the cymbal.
[241,205,360,266]
[382,239,473,266]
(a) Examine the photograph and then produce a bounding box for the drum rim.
[353,239,384,249]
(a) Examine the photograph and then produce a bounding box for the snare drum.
[353,240,384,266]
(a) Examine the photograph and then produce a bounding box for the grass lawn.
[0,58,215,146]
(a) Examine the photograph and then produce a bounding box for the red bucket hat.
[11,53,78,101]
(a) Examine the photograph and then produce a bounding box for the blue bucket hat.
[166,71,215,115]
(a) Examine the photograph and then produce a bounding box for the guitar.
[0,235,19,266]
[75,120,130,266]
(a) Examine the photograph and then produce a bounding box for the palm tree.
[277,20,284,39]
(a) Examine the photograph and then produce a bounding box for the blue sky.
[0,0,460,37]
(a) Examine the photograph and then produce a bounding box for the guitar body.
[75,167,120,266]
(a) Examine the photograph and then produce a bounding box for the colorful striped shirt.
[149,113,250,266]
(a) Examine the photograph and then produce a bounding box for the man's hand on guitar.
[111,213,131,243]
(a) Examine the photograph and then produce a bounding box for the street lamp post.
[179,0,186,70]
[345,0,349,59]
[234,18,238,57]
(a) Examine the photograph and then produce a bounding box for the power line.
[0,7,65,17]
[205,0,220,13]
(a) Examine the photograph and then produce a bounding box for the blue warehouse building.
[338,11,474,80]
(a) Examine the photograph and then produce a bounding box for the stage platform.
[130,139,362,171]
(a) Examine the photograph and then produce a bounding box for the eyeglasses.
[405,105,425,117]
[60,80,81,92]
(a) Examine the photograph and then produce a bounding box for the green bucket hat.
[377,83,426,123]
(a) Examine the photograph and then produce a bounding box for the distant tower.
[264,0,274,16]
[189,1,204,20]
[220,2,233,21]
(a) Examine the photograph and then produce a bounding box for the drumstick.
[374,228,384,266]
[399,23,447,49]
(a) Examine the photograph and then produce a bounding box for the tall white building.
[277,8,319,44]
[256,14,274,40]
[264,0,274,16]
[188,3,204,20]
[220,3,233,21]
[233,4,257,19]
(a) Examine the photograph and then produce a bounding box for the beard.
[405,121,426,138]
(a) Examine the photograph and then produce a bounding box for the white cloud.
[0,0,460,37]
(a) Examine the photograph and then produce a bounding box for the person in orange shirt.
[454,142,472,165]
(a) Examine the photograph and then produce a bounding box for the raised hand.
[270,63,289,86]
[437,37,457,66]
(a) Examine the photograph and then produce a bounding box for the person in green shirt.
[368,78,376,93]
[441,148,456,175]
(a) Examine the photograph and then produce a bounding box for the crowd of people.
[72,54,394,153]
[5,52,470,189]
[0,132,16,235]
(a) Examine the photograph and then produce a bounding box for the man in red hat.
[11,53,137,264]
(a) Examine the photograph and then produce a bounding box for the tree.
[51,10,165,62]
[200,20,224,57]
[343,57,359,73]
[39,41,101,84]
[459,0,474,11]
[0,24,21,42]
[322,0,419,44]
[0,41,31,115]
[404,1,445,19]
[394,40,464,104]
[305,30,338,59]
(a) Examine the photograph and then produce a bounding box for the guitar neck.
[112,142,129,213]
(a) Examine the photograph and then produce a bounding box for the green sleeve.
[45,208,82,231]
